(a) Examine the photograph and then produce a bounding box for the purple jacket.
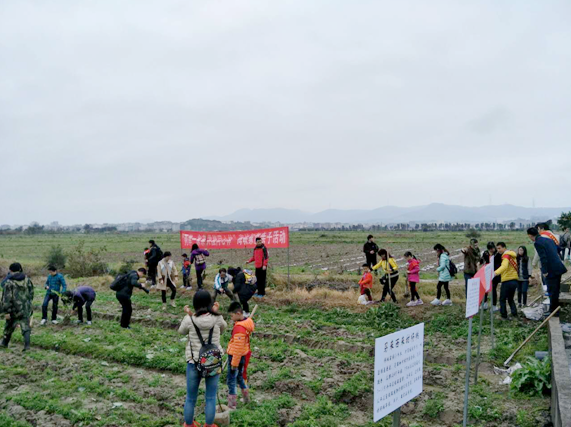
[73,286,96,305]
[190,249,210,272]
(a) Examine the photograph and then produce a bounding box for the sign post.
[485,262,496,350]
[374,323,424,424]
[474,302,484,384]
[463,277,481,427]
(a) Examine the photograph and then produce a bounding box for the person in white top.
[157,251,179,310]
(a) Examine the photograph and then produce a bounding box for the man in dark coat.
[115,268,149,328]
[147,240,162,289]
[363,235,379,271]
[528,227,568,314]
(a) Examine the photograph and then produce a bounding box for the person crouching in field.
[62,286,96,325]
[181,253,192,291]
[178,291,226,427]
[157,251,179,310]
[114,268,149,329]
[229,267,257,315]
[41,265,67,325]
[431,244,453,306]
[213,268,236,302]
[0,263,34,351]
[404,252,423,306]
[358,264,373,302]
[226,301,255,410]
[372,250,399,303]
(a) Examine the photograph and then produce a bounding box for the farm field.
[1,231,566,427]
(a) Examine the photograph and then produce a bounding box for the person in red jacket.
[358,264,373,301]
[246,237,269,298]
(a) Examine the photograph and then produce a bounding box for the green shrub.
[109,260,136,277]
[44,244,67,269]
[510,356,551,396]
[66,241,108,278]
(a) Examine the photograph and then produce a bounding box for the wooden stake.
[503,306,560,367]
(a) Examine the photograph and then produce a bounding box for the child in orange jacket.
[359,264,374,301]
[226,302,255,410]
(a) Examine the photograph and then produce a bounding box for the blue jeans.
[184,362,219,425]
[42,293,59,321]
[227,355,247,395]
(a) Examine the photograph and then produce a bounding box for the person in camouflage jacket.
[0,263,34,351]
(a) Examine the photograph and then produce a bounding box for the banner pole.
[287,229,291,289]
[463,317,473,427]
[392,407,401,427]
[474,302,484,384]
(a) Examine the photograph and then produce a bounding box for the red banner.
[180,227,290,249]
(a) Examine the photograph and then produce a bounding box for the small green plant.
[45,244,67,269]
[423,392,445,418]
[510,356,551,396]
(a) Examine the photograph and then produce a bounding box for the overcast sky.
[1,1,570,225]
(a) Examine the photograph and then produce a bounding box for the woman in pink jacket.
[404,252,423,306]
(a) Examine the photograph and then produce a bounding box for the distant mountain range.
[207,204,570,224]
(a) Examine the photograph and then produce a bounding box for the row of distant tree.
[2,213,570,236]
[299,213,571,233]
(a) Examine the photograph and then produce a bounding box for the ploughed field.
[0,231,558,426]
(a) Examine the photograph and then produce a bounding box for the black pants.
[366,255,377,270]
[196,268,204,289]
[436,281,450,300]
[409,281,420,301]
[117,295,132,328]
[42,293,59,321]
[484,281,499,306]
[77,300,94,322]
[161,279,177,303]
[381,275,398,302]
[500,280,518,318]
[255,267,267,296]
[213,287,236,303]
[148,263,158,285]
[183,275,191,288]
[547,275,562,315]
[239,296,250,313]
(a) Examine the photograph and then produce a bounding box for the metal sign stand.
[473,302,485,384]
[392,407,401,427]
[463,316,474,427]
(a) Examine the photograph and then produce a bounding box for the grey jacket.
[178,313,227,364]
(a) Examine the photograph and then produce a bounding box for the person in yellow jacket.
[372,249,399,303]
[494,242,519,320]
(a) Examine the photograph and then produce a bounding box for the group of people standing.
[360,226,568,320]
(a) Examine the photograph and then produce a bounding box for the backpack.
[190,318,222,377]
[194,252,206,266]
[110,274,128,291]
[155,246,164,260]
[446,258,458,277]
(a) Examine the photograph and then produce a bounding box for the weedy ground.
[0,231,558,427]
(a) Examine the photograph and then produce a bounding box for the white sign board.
[484,263,494,292]
[374,323,424,422]
[466,278,481,318]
